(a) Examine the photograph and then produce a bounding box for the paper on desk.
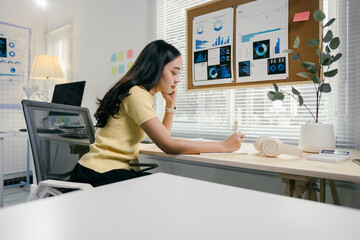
[199,149,248,156]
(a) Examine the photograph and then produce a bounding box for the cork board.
[186,0,322,91]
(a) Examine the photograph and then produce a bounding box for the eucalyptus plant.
[267,9,342,123]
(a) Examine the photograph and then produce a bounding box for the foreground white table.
[0,173,359,240]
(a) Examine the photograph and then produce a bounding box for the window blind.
[148,0,360,148]
[46,24,73,82]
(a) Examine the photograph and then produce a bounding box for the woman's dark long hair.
[94,40,181,128]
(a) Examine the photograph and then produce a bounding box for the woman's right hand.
[222,132,246,152]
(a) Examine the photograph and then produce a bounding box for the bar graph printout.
[192,7,233,86]
[236,0,289,83]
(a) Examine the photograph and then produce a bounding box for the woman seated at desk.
[70,40,245,187]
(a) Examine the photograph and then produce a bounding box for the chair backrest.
[22,100,95,183]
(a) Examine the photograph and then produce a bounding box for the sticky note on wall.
[111,66,117,75]
[118,65,124,74]
[293,11,310,22]
[118,52,124,61]
[127,62,133,70]
[111,53,117,62]
[127,49,133,59]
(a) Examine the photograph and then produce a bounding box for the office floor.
[3,186,29,207]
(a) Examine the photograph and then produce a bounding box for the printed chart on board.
[236,0,288,83]
[0,33,27,81]
[192,7,233,86]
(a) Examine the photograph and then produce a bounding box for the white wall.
[0,0,46,57]
[45,0,150,116]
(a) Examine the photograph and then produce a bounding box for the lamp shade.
[29,55,64,80]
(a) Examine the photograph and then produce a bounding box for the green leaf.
[293,36,300,48]
[329,37,340,50]
[312,74,321,84]
[298,95,304,106]
[274,92,285,100]
[324,18,335,27]
[326,55,334,66]
[282,49,294,53]
[319,83,331,93]
[273,83,279,92]
[321,53,331,66]
[314,9,326,22]
[267,91,276,101]
[306,39,319,46]
[292,87,301,96]
[267,91,284,101]
[301,62,315,68]
[324,69,338,77]
[297,72,310,79]
[316,48,321,56]
[309,65,318,74]
[333,53,342,62]
[325,46,331,53]
[292,54,300,61]
[323,30,333,43]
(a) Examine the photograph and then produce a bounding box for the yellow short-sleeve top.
[79,86,157,173]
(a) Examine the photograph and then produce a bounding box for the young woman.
[70,40,245,187]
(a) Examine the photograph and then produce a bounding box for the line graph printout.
[236,0,288,83]
[192,7,233,86]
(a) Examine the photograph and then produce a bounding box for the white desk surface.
[140,143,360,183]
[0,173,359,240]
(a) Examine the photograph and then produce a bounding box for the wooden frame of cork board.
[186,0,322,91]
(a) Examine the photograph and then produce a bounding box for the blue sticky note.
[118,65,124,74]
[111,53,117,62]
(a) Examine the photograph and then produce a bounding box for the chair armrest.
[28,180,93,201]
[39,179,93,190]
[130,163,158,172]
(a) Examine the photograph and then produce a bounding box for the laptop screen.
[51,81,86,106]
[49,81,86,116]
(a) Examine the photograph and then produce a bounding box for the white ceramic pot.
[299,122,335,153]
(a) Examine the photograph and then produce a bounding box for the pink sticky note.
[293,11,310,22]
[127,49,133,59]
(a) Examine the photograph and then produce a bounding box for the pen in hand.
[234,120,238,134]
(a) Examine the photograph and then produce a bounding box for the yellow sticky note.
[111,66,117,75]
[127,62,133,70]
[118,52,124,61]
[56,116,64,124]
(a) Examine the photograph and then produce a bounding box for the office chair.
[22,100,94,199]
[22,100,158,200]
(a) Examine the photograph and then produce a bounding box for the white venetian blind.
[148,0,360,148]
[46,24,73,82]
[330,0,360,149]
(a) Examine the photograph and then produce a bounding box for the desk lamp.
[27,55,64,101]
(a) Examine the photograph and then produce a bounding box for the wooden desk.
[0,173,359,240]
[140,143,360,204]
[140,143,360,182]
